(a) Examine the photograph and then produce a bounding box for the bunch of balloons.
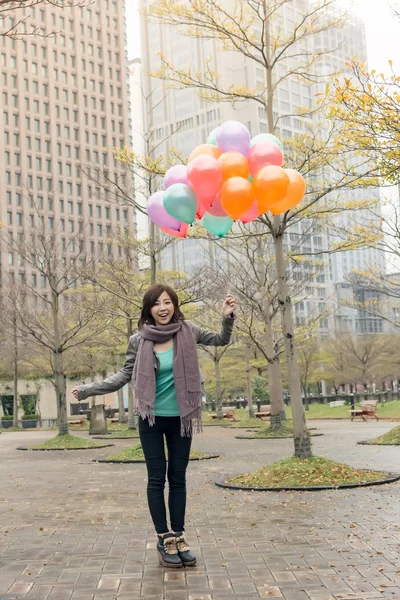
[147,120,306,238]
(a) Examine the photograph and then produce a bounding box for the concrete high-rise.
[0,0,135,288]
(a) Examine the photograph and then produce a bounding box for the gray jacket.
[75,317,234,401]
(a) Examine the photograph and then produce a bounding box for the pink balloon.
[187,155,223,206]
[160,223,189,238]
[208,195,228,217]
[240,200,262,224]
[216,121,250,156]
[196,200,207,219]
[164,165,188,188]
[248,141,284,176]
[147,190,181,230]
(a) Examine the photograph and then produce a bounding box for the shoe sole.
[157,549,183,568]
[182,559,197,567]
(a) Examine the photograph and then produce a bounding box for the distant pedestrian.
[72,284,235,568]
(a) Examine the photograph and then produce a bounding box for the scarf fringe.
[181,405,203,437]
[137,402,203,438]
[136,401,156,427]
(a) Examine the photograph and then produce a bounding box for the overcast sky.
[125,0,400,72]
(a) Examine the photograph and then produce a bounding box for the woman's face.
[150,291,174,326]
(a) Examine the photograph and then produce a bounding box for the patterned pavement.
[0,420,399,600]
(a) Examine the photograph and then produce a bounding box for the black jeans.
[139,416,192,534]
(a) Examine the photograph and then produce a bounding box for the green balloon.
[250,133,283,150]
[207,127,219,146]
[164,183,197,225]
[248,174,253,183]
[202,213,233,238]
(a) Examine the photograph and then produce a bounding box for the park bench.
[68,417,87,426]
[350,400,379,422]
[109,412,120,423]
[210,408,237,421]
[255,404,271,420]
[329,400,345,408]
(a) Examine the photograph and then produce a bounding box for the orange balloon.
[270,169,306,215]
[188,144,222,162]
[253,165,290,214]
[218,151,249,181]
[220,177,254,220]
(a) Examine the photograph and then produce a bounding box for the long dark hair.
[138,284,185,328]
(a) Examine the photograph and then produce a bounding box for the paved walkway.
[0,420,399,600]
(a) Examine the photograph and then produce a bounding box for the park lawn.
[290,401,400,420]
[364,425,400,445]
[103,443,210,462]
[227,456,388,488]
[28,434,106,450]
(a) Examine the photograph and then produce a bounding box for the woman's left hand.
[222,294,236,318]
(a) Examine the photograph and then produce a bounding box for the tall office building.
[138,0,386,333]
[0,0,135,289]
[315,6,387,333]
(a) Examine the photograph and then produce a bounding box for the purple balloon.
[164,165,188,188]
[216,120,251,156]
[147,191,181,231]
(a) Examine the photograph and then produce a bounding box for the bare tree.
[0,218,111,435]
[144,0,385,458]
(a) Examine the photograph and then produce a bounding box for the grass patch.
[102,443,211,462]
[1,426,25,432]
[363,425,400,445]
[243,425,297,438]
[28,434,106,450]
[101,429,139,439]
[227,456,388,488]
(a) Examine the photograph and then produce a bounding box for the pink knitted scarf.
[133,320,202,436]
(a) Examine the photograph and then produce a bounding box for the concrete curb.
[17,444,115,451]
[94,453,220,464]
[215,472,400,492]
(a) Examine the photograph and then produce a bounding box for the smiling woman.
[71,282,236,569]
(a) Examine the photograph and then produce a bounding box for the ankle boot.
[174,532,196,566]
[157,533,183,568]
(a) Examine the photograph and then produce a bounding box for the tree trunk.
[116,355,127,423]
[126,318,136,430]
[274,227,311,458]
[51,287,68,435]
[54,352,68,435]
[127,381,136,429]
[150,220,157,284]
[245,346,255,418]
[89,404,108,435]
[89,354,97,410]
[263,310,283,427]
[214,355,223,419]
[12,317,18,428]
[304,387,310,411]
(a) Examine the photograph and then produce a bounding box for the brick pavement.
[0,420,399,600]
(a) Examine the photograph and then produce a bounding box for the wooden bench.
[210,409,237,422]
[255,404,271,420]
[68,417,87,426]
[109,412,120,424]
[350,400,379,422]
